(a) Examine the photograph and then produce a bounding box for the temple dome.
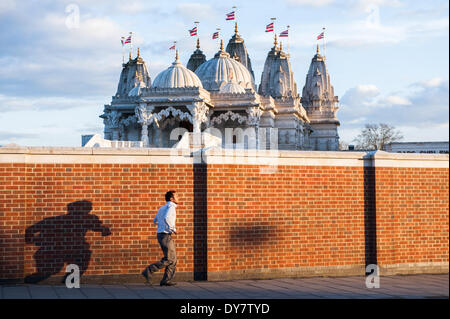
[219,81,246,94]
[195,41,255,91]
[152,50,203,89]
[128,81,146,96]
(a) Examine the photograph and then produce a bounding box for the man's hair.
[165,190,176,202]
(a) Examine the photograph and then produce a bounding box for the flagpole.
[233,5,237,27]
[216,28,221,46]
[323,27,326,60]
[121,37,125,64]
[195,21,199,42]
[129,32,133,58]
[287,25,290,56]
[271,17,276,47]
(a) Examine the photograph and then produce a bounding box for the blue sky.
[0,0,448,146]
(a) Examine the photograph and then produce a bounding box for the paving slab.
[28,285,59,299]
[102,285,142,299]
[1,274,448,299]
[3,286,31,299]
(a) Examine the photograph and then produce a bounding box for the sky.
[0,0,448,146]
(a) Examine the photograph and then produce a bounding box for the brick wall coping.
[0,146,448,168]
[202,147,448,168]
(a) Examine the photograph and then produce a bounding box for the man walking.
[142,190,178,286]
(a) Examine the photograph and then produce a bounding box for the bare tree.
[339,140,349,151]
[353,123,403,150]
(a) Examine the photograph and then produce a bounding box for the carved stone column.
[105,110,122,141]
[188,102,209,134]
[120,115,138,142]
[119,121,126,141]
[135,103,154,147]
[246,107,263,149]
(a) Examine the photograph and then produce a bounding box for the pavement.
[0,274,448,299]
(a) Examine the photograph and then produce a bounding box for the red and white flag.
[279,30,289,37]
[169,44,176,50]
[317,32,324,40]
[189,27,198,36]
[226,11,235,21]
[212,32,219,39]
[124,35,132,44]
[265,23,274,32]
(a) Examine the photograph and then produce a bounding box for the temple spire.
[220,39,224,51]
[175,49,179,62]
[129,51,132,61]
[196,38,200,49]
[316,44,319,54]
[137,48,141,58]
[274,34,278,49]
[235,22,238,35]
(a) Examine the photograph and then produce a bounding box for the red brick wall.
[0,160,448,282]
[375,167,449,266]
[206,165,367,273]
[0,163,196,281]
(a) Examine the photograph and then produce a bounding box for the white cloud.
[384,95,411,105]
[0,94,103,112]
[340,84,380,109]
[339,78,449,142]
[285,0,335,7]
[0,0,15,15]
[324,1,448,49]
[352,0,404,13]
[175,3,218,22]
[414,77,448,89]
[115,1,147,14]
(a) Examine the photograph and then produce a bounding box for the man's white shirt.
[153,201,177,234]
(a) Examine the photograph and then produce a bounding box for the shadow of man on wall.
[24,200,111,284]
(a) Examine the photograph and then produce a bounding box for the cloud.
[0,94,104,112]
[323,1,448,49]
[351,0,404,13]
[383,95,411,105]
[175,3,218,22]
[340,84,380,108]
[285,0,335,7]
[0,131,39,140]
[413,77,448,89]
[338,78,449,142]
[0,0,15,15]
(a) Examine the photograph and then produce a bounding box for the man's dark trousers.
[148,233,177,284]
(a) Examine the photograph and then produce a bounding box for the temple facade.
[100,24,340,150]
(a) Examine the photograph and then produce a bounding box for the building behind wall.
[99,23,340,151]
[383,141,449,154]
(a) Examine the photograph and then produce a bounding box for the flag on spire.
[279,29,289,37]
[266,23,274,32]
[169,44,176,50]
[212,32,219,39]
[226,11,235,20]
[317,32,324,40]
[189,27,198,36]
[124,35,132,44]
